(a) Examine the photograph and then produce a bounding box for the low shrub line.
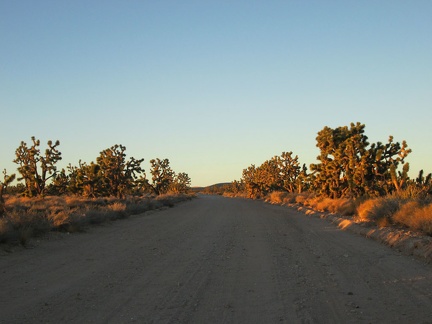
[0,193,195,246]
[246,191,432,262]
[259,191,432,236]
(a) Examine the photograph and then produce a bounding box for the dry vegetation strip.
[0,194,194,246]
[257,191,432,235]
[250,191,432,261]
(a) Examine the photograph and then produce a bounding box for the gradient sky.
[1,1,431,187]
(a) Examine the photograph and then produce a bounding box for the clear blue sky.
[1,1,431,187]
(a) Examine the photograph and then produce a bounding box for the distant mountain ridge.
[191,182,231,193]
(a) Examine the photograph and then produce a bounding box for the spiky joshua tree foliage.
[169,172,192,194]
[237,122,416,200]
[148,158,175,195]
[310,123,412,198]
[0,169,16,216]
[13,137,62,197]
[96,144,145,198]
[64,161,103,197]
[240,152,307,198]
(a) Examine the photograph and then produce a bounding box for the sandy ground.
[1,195,432,323]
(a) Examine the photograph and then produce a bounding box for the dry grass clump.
[393,201,432,235]
[356,197,401,227]
[108,202,127,212]
[1,209,51,245]
[264,191,356,216]
[266,191,287,204]
[355,197,432,233]
[0,193,195,246]
[124,199,153,215]
[155,193,194,208]
[302,196,356,215]
[263,191,351,215]
[64,196,87,209]
[313,197,334,212]
[295,193,312,205]
[266,191,297,205]
[336,199,357,216]
[223,191,248,198]
[260,189,432,235]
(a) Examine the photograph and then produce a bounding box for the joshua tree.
[0,170,15,216]
[13,137,62,197]
[148,158,175,195]
[96,144,144,198]
[367,136,412,195]
[310,123,412,198]
[241,164,260,198]
[414,169,432,197]
[275,151,302,193]
[240,152,305,198]
[64,161,103,197]
[169,172,191,194]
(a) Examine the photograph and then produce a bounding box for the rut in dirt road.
[1,195,432,323]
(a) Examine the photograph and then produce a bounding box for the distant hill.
[191,182,231,193]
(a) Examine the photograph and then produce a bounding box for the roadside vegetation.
[221,122,432,235]
[0,194,193,246]
[1,139,193,245]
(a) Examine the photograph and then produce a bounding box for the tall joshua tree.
[310,123,412,198]
[96,144,144,198]
[14,137,62,197]
[148,158,175,195]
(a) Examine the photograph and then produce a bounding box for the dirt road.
[1,195,432,323]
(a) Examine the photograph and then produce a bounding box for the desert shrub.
[295,193,311,205]
[356,197,401,226]
[107,202,128,219]
[108,202,127,212]
[47,210,70,227]
[28,198,52,214]
[48,210,84,232]
[64,196,85,209]
[62,215,86,233]
[85,209,110,224]
[315,197,334,212]
[4,196,32,213]
[4,195,26,206]
[0,194,194,245]
[302,196,322,209]
[336,199,357,216]
[266,191,289,204]
[155,194,176,207]
[156,193,194,207]
[284,193,297,204]
[125,200,151,215]
[278,191,356,216]
[392,201,432,235]
[4,209,51,244]
[268,191,299,205]
[302,196,353,215]
[223,191,248,198]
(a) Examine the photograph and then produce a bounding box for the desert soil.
[1,195,432,323]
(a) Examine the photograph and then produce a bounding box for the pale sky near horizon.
[1,1,431,187]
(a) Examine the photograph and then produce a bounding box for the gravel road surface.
[1,195,431,323]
